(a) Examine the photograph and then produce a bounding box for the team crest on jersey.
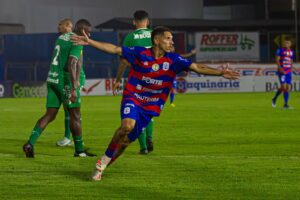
[162,62,170,71]
[143,61,148,66]
[152,64,160,71]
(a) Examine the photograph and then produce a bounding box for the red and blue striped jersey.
[121,46,192,116]
[276,48,294,74]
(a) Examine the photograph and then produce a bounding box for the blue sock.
[170,92,175,103]
[284,92,289,105]
[273,89,282,101]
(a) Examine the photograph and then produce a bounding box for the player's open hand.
[71,29,90,45]
[69,89,77,103]
[113,81,121,96]
[220,63,240,80]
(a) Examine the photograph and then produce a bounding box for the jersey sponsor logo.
[136,84,163,94]
[134,93,159,102]
[162,62,170,71]
[133,32,151,39]
[152,64,160,71]
[142,76,163,85]
[46,77,59,84]
[48,72,59,78]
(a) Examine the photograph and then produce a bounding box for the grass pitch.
[0,93,299,200]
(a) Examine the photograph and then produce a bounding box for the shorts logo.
[124,107,131,114]
[281,75,286,82]
[152,64,160,71]
[162,62,170,71]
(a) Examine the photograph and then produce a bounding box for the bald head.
[58,18,73,34]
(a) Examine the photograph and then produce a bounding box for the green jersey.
[123,28,152,48]
[47,32,83,86]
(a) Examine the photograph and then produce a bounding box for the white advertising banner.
[195,32,260,61]
[81,64,300,95]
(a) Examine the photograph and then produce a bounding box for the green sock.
[73,135,84,152]
[138,130,147,150]
[64,111,71,139]
[28,126,42,145]
[146,119,154,140]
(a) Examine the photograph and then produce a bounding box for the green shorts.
[46,83,64,108]
[64,72,81,108]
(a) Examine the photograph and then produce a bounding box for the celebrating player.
[71,26,240,181]
[272,37,294,109]
[23,19,96,158]
[113,10,154,155]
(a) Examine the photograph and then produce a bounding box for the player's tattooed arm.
[71,29,122,56]
[189,63,240,80]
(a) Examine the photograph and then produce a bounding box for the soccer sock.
[64,111,71,139]
[73,135,84,153]
[146,120,153,140]
[28,126,42,145]
[138,130,147,150]
[284,91,289,105]
[104,140,120,158]
[170,92,175,103]
[273,89,282,101]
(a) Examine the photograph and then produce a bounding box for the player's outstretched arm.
[189,63,240,80]
[71,30,122,56]
[113,58,129,95]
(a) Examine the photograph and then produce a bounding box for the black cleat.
[74,150,97,157]
[139,149,148,155]
[23,142,34,158]
[146,138,154,152]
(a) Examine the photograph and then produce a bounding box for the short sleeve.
[275,48,281,56]
[70,44,83,60]
[123,34,132,47]
[122,46,136,65]
[172,54,193,73]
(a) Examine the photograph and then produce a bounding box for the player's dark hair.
[151,26,172,45]
[74,19,92,35]
[284,37,292,42]
[133,10,149,21]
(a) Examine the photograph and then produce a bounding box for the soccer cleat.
[139,149,148,155]
[271,98,276,108]
[91,159,105,181]
[23,142,34,158]
[283,104,293,110]
[91,168,102,181]
[146,138,154,152]
[56,137,72,147]
[74,150,97,157]
[170,103,176,107]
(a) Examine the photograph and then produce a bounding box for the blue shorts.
[278,73,292,84]
[120,100,152,142]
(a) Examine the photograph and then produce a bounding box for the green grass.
[0,93,300,200]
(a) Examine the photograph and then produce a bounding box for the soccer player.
[113,10,154,155]
[55,19,87,147]
[71,26,239,181]
[272,37,294,109]
[23,19,96,158]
